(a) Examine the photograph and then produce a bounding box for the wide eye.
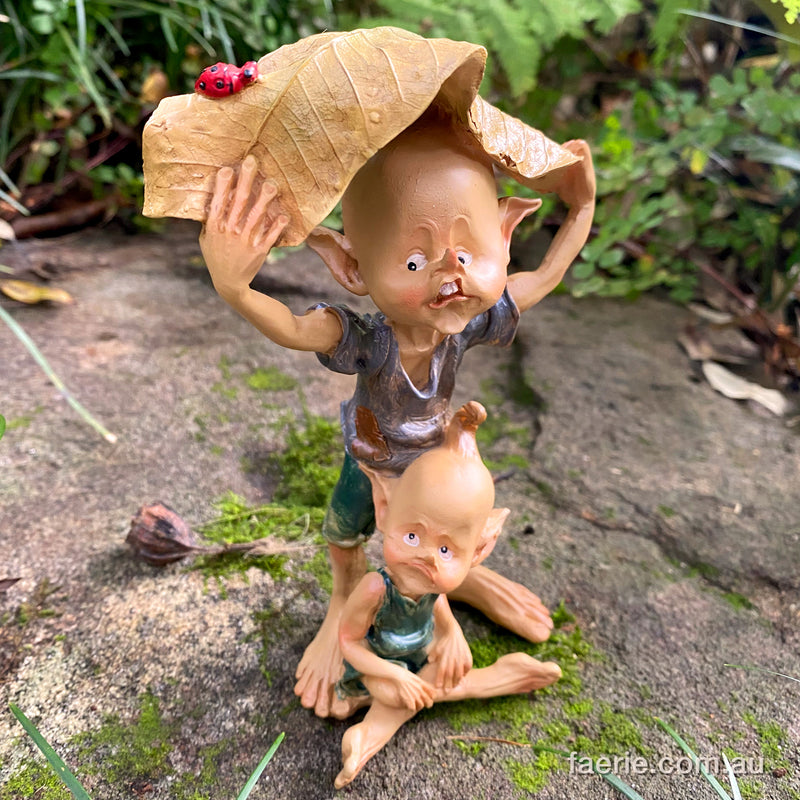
[456,250,472,266]
[406,254,428,272]
[403,532,420,547]
[439,545,453,561]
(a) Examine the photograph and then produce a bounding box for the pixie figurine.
[333,401,561,788]
[198,106,595,718]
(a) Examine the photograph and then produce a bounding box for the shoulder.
[460,286,520,347]
[355,570,388,603]
[314,303,391,374]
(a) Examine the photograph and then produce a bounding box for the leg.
[334,656,560,787]
[294,453,374,718]
[335,700,417,789]
[431,653,561,702]
[448,564,554,643]
[294,543,366,718]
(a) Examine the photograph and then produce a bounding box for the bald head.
[342,118,497,247]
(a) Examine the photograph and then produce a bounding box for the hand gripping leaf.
[143,27,579,246]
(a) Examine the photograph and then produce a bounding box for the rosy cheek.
[398,286,427,310]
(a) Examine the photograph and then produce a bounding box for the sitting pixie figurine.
[199,107,594,717]
[333,401,561,788]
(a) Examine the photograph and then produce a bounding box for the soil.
[1,222,798,799]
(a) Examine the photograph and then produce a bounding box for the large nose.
[420,548,436,566]
[435,248,461,273]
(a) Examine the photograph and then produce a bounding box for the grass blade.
[677,9,800,47]
[9,704,93,800]
[93,13,131,57]
[0,185,28,216]
[57,25,112,128]
[725,664,800,684]
[236,732,285,800]
[74,0,87,55]
[210,7,234,63]
[0,413,6,440]
[0,305,117,443]
[722,752,742,800]
[531,745,647,800]
[655,718,731,800]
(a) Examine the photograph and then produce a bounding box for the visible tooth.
[440,282,458,296]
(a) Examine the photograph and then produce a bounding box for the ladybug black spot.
[198,81,206,90]
[209,65,218,72]
[243,67,254,78]
[215,79,225,89]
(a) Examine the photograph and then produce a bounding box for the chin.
[429,307,477,335]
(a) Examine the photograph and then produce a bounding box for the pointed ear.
[498,197,543,253]
[471,507,510,566]
[357,463,395,531]
[306,226,369,296]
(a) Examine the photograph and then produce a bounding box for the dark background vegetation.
[1,0,799,358]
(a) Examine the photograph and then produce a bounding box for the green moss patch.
[0,759,72,800]
[75,692,175,786]
[246,367,297,392]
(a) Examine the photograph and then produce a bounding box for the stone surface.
[1,222,798,799]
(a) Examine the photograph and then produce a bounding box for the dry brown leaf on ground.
[701,360,792,416]
[143,27,579,245]
[0,279,73,305]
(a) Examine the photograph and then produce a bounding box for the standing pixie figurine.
[334,401,561,788]
[142,28,595,718]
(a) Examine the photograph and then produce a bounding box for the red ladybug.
[195,61,258,97]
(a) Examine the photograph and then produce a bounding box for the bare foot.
[434,653,561,702]
[294,604,347,718]
[335,724,365,789]
[449,565,553,643]
[335,702,416,788]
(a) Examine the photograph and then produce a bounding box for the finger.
[208,167,234,231]
[254,212,289,251]
[563,138,590,157]
[230,155,259,232]
[242,179,278,243]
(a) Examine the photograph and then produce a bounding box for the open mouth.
[429,279,468,309]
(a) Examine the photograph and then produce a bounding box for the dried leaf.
[702,361,792,416]
[0,279,73,305]
[143,27,578,245]
[466,96,578,191]
[140,69,169,105]
[0,578,20,593]
[127,503,200,566]
[0,219,16,241]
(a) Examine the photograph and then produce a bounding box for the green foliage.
[0,0,332,212]
[8,704,90,800]
[774,0,800,24]
[194,408,340,583]
[8,699,283,800]
[346,0,640,99]
[75,692,175,785]
[270,410,343,508]
[576,65,800,302]
[246,367,298,392]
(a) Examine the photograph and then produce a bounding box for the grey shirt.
[315,287,519,473]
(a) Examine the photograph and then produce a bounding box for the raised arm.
[199,155,343,354]
[507,140,596,312]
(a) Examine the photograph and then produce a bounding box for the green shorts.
[322,451,376,548]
